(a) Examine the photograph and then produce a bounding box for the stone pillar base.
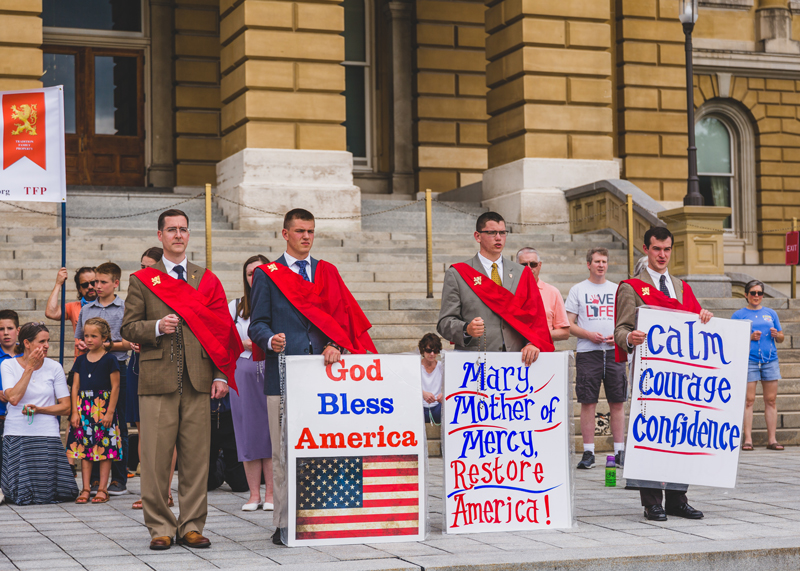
[661,205,731,277]
[216,149,361,231]
[676,274,733,298]
[482,158,620,230]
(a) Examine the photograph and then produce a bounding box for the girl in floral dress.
[67,317,122,504]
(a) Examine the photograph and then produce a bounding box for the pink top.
[538,280,569,331]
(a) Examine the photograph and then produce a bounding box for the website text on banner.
[623,307,750,488]
[286,354,427,547]
[443,352,573,533]
[0,86,66,202]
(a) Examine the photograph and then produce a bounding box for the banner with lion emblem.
[0,86,66,202]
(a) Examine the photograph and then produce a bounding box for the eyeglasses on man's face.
[79,280,97,289]
[164,227,190,236]
[478,230,508,237]
[523,261,540,269]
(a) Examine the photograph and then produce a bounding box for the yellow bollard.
[205,183,213,272]
[426,189,433,299]
[627,194,635,279]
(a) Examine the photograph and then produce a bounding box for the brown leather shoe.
[149,536,172,550]
[177,531,211,548]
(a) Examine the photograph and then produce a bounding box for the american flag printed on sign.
[296,454,420,540]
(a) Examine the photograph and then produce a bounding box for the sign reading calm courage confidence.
[623,308,750,488]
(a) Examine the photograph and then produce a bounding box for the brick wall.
[415,0,488,193]
[174,0,221,187]
[0,0,42,91]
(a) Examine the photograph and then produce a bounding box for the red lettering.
[367,359,383,380]
[526,499,539,523]
[347,432,362,448]
[387,431,401,447]
[520,460,531,482]
[452,460,467,489]
[350,364,365,381]
[326,360,347,381]
[294,427,319,449]
[534,462,544,484]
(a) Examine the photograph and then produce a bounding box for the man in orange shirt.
[45,266,97,356]
[516,248,569,342]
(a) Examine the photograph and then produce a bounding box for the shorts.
[575,349,627,404]
[747,359,781,383]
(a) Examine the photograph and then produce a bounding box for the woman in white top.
[419,333,443,424]
[1,322,78,504]
[229,255,274,512]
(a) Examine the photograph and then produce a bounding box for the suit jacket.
[614,269,686,354]
[248,255,332,396]
[121,259,224,395]
[437,254,528,352]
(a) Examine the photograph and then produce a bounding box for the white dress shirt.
[267,252,312,351]
[646,266,676,299]
[155,256,226,384]
[477,252,503,281]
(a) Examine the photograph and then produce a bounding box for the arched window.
[696,117,733,229]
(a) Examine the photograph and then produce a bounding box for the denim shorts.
[747,359,781,383]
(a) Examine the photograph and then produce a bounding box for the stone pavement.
[3,450,800,571]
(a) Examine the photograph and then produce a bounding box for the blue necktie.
[659,275,670,298]
[296,260,311,282]
[174,265,186,282]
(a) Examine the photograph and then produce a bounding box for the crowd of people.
[0,206,785,548]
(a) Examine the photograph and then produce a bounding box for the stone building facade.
[2,0,800,270]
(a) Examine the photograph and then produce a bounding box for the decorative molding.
[791,0,800,14]
[694,49,800,78]
[699,0,753,10]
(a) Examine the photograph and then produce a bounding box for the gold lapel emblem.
[267,263,279,272]
[642,287,650,296]
[191,273,197,280]
[474,276,482,286]
[151,276,161,286]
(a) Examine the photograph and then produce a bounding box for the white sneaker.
[262,502,274,511]
[242,502,261,512]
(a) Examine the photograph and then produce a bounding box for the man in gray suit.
[437,211,546,366]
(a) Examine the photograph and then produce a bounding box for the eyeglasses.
[422,348,440,354]
[478,231,508,237]
[748,290,764,297]
[164,227,190,236]
[523,262,540,268]
[79,280,96,288]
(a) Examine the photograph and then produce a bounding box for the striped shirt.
[75,296,128,362]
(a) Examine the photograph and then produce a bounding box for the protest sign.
[442,352,573,533]
[285,354,427,547]
[0,86,66,203]
[623,308,750,488]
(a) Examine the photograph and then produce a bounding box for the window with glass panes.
[696,116,733,229]
[342,0,370,166]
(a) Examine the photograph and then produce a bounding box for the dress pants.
[267,395,287,527]
[139,368,210,540]
[640,488,688,508]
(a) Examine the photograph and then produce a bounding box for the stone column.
[756,0,800,54]
[385,0,414,195]
[217,0,360,230]
[481,0,619,226]
[149,0,175,188]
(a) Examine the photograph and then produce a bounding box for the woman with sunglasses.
[419,333,443,424]
[732,280,785,451]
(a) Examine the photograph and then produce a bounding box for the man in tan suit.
[122,209,230,550]
[615,225,712,522]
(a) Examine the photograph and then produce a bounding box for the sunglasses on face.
[423,348,440,354]
[748,290,764,297]
[79,280,97,288]
[523,262,540,268]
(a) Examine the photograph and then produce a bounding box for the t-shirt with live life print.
[565,279,618,353]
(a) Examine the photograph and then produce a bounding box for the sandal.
[742,443,754,451]
[75,489,91,504]
[92,489,109,503]
[132,499,142,510]
[767,442,785,451]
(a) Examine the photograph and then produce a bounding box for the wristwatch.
[325,342,344,352]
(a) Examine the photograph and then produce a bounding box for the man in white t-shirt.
[565,247,627,470]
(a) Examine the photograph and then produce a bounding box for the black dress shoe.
[666,503,704,519]
[272,528,285,546]
[643,504,667,521]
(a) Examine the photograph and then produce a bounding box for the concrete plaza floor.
[3,450,800,571]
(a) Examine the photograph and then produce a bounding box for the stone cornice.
[693,48,800,78]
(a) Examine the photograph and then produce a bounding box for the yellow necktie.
[491,263,502,286]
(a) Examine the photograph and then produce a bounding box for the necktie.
[173,265,186,282]
[659,274,670,298]
[296,260,311,282]
[491,263,502,286]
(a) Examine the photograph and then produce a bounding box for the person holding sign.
[248,208,377,546]
[438,211,554,364]
[732,280,785,451]
[614,226,712,522]
[121,209,243,551]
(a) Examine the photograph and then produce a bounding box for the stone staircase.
[0,194,795,455]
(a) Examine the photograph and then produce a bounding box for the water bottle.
[605,455,616,487]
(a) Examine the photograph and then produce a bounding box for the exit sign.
[787,231,799,265]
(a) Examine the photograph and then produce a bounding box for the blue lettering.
[666,327,683,357]
[318,393,339,415]
[647,324,665,355]
[461,362,484,389]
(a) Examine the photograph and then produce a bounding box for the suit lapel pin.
[191,273,197,280]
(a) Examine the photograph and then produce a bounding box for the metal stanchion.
[425,188,433,299]
[627,194,635,278]
[793,217,797,299]
[205,183,213,272]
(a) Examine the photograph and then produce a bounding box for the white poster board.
[285,354,427,546]
[623,308,750,488]
[0,86,66,202]
[443,351,573,533]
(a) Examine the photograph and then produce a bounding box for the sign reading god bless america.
[443,352,573,533]
[285,355,427,546]
[0,87,66,203]
[623,308,750,488]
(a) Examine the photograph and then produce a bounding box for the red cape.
[134,267,243,393]
[614,277,702,363]
[252,259,377,361]
[451,263,555,352]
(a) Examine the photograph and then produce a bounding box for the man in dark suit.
[248,208,343,546]
[615,225,712,522]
